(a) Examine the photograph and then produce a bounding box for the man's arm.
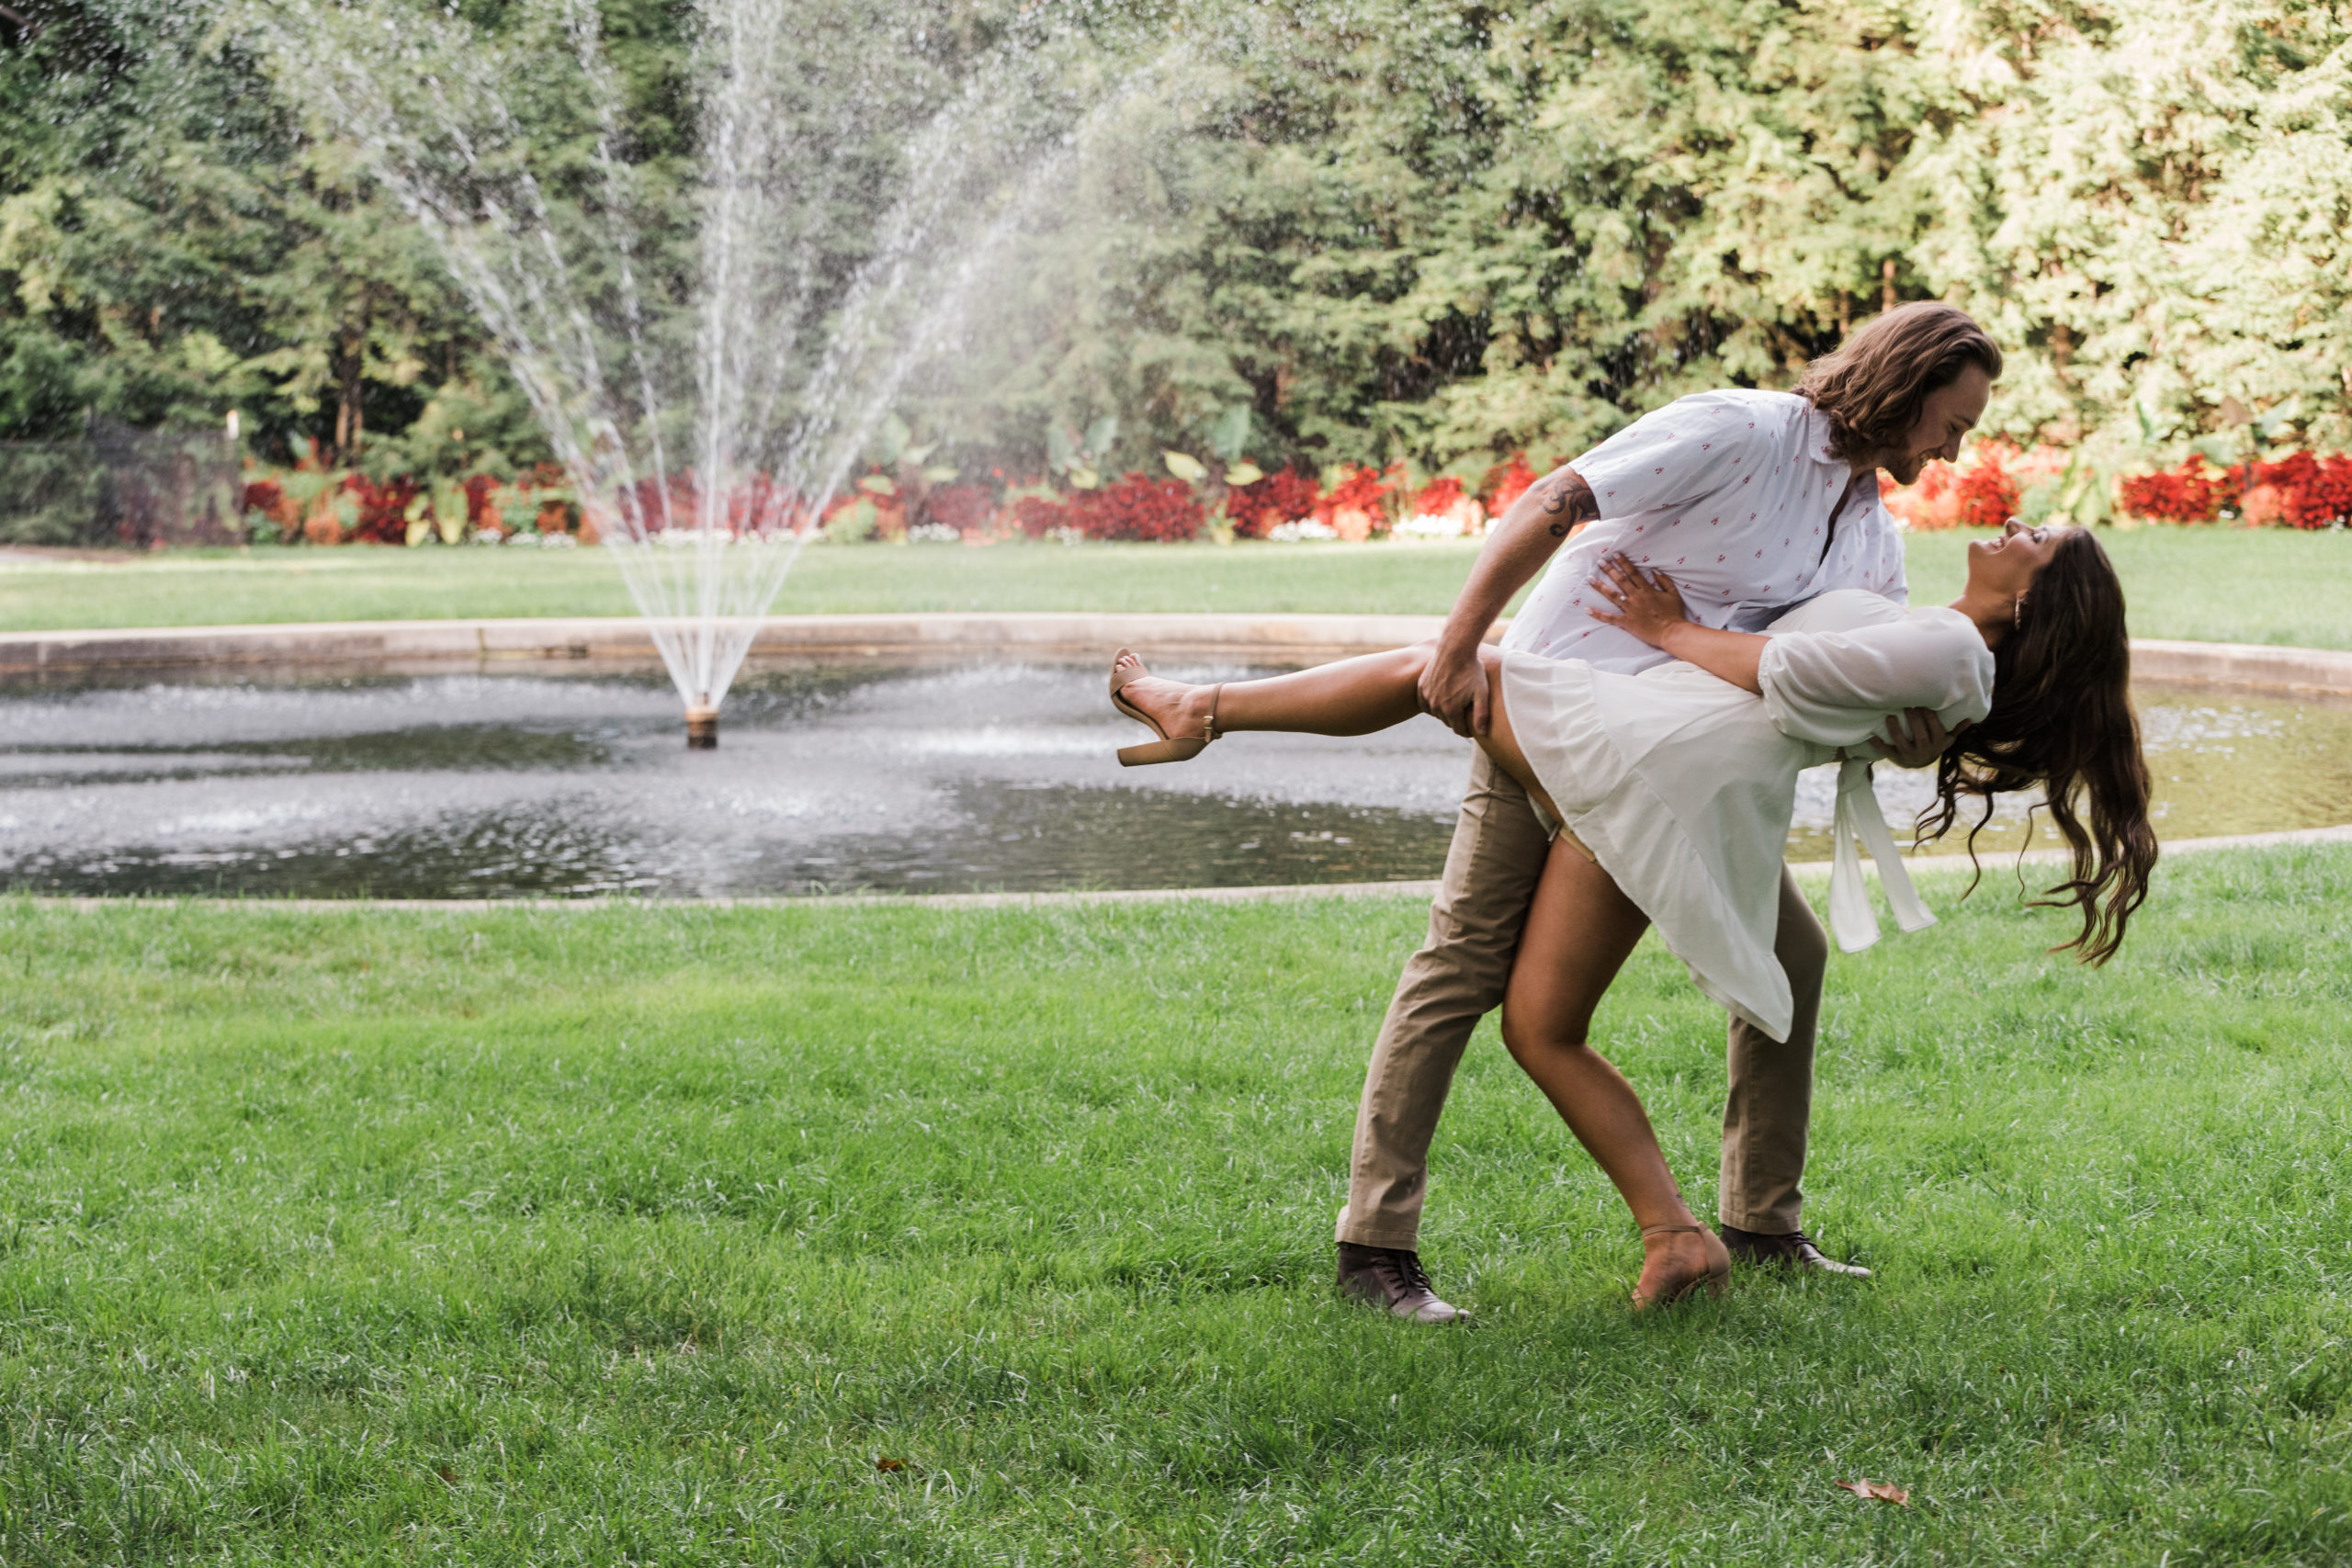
[1418,466,1600,736]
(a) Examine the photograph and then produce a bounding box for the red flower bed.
[1226,467,1320,539]
[1412,475,1467,513]
[1012,494,1070,537]
[2245,451,2352,528]
[1950,441,2021,528]
[1482,453,1537,513]
[726,474,819,535]
[917,483,994,536]
[615,472,787,535]
[1888,443,2026,530]
[2118,457,2234,524]
[240,479,296,538]
[1313,463,1401,541]
[465,473,509,530]
[344,474,417,545]
[1067,474,1204,542]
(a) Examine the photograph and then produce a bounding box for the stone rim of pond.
[9,818,2349,912]
[3,614,2351,701]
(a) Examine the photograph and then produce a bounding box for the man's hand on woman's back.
[1865,707,1966,768]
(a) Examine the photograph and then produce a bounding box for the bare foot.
[1111,650,1216,739]
[1632,1224,1730,1312]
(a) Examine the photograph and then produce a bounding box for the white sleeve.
[1757,612,1992,746]
[1568,398,1759,521]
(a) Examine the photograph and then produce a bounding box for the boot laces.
[1377,1249,1435,1301]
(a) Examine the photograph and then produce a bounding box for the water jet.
[275,0,1084,738]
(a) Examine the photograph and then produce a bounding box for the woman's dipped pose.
[1111,522,2157,1307]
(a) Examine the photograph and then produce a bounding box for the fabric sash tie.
[1826,755,1937,953]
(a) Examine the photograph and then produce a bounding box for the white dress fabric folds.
[1499,589,1995,1043]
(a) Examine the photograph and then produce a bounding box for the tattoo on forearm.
[1532,473,1600,537]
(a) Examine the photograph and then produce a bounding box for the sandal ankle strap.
[1203,683,1223,743]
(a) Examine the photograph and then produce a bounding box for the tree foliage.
[3,0,2347,480]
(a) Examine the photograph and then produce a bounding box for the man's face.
[1882,363,1992,485]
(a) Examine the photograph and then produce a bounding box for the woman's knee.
[1501,1002,1596,1066]
[1396,639,1442,681]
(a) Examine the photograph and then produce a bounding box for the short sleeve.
[1568,396,1762,521]
[1757,608,1992,746]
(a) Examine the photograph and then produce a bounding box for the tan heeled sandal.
[1633,1223,1730,1311]
[1109,649,1223,767]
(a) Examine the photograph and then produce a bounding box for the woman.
[1110,522,2156,1307]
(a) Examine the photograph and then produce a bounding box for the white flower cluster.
[1392,513,1467,539]
[1265,518,1340,542]
[607,529,797,549]
[907,522,962,544]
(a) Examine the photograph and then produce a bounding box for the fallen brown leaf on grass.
[1835,1478,1909,1506]
[875,1458,905,1473]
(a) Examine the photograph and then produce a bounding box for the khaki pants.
[1336,749,1827,1249]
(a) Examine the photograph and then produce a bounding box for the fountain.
[266,0,1087,745]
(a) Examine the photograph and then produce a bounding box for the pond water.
[0,663,2345,898]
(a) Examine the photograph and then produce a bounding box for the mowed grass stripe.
[4,527,2352,649]
[1,847,2348,1562]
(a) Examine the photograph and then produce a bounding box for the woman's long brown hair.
[1917,528,2158,964]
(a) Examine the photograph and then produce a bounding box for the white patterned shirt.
[1500,389,1907,671]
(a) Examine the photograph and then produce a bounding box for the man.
[1336,303,2004,1321]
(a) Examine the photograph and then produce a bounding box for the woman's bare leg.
[1116,640,1710,1297]
[1501,838,1729,1306]
[1113,644,1434,739]
[1114,644,1569,810]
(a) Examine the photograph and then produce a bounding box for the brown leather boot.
[1336,1243,1464,1322]
[1718,1224,1871,1278]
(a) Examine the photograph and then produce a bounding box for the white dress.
[1498,589,1996,1043]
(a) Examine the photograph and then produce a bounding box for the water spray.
[272,0,1095,728]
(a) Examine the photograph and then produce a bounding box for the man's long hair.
[1797,303,2005,461]
[1917,528,2158,965]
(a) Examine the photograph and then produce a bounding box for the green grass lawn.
[3,844,2348,1562]
[2,526,2347,647]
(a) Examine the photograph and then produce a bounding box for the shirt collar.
[1799,401,1844,468]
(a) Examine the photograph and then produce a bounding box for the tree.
[4,0,2348,482]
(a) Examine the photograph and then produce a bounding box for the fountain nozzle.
[684,703,719,750]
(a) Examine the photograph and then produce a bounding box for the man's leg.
[1336,748,1551,1318]
[1717,866,1869,1276]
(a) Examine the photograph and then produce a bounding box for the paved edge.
[2,613,2350,695]
[0,613,1482,677]
[16,823,2351,916]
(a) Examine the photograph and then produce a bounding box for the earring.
[2012,593,2028,628]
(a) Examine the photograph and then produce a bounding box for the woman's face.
[1967,518,2070,603]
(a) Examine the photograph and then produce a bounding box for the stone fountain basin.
[7,612,2350,696]
[0,615,2346,899]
